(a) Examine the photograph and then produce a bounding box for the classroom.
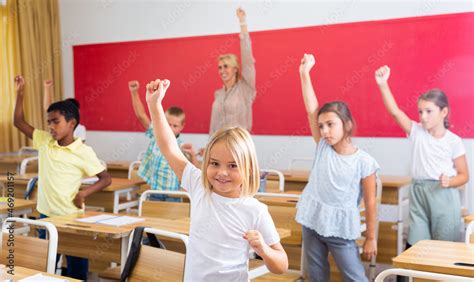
[0,0,473,281]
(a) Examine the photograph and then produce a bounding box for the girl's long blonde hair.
[201,127,260,197]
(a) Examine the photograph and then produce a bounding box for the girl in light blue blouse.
[295,54,379,282]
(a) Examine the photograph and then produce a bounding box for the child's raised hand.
[439,173,450,188]
[375,65,390,85]
[128,80,140,93]
[43,79,53,88]
[244,230,269,257]
[145,79,171,105]
[236,7,246,23]
[362,238,377,260]
[299,53,316,75]
[181,143,196,155]
[15,75,25,93]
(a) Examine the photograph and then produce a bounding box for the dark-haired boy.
[13,75,111,280]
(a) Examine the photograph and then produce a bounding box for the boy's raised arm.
[129,80,151,129]
[13,75,35,139]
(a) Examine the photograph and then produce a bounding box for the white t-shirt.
[181,163,280,282]
[409,122,465,180]
[74,124,87,141]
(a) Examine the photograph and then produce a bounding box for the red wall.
[73,12,474,137]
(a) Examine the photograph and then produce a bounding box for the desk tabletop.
[268,170,412,189]
[40,211,291,240]
[11,265,81,281]
[0,175,145,192]
[0,198,36,213]
[82,177,145,192]
[392,240,474,277]
[380,175,412,188]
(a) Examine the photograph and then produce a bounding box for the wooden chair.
[99,227,189,282]
[19,156,38,174]
[260,169,285,192]
[138,190,191,219]
[0,217,58,274]
[128,161,141,180]
[18,146,38,155]
[253,193,302,280]
[375,268,471,282]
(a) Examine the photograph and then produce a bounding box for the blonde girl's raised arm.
[145,79,188,181]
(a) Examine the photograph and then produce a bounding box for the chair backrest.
[465,221,474,244]
[260,169,285,192]
[128,161,141,180]
[138,190,191,219]
[0,217,58,274]
[127,227,188,282]
[24,176,39,200]
[19,156,38,174]
[18,146,38,156]
[255,193,301,245]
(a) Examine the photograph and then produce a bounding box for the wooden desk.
[0,154,38,174]
[11,265,81,281]
[106,160,132,178]
[84,178,145,213]
[40,211,291,273]
[0,198,36,220]
[393,240,474,278]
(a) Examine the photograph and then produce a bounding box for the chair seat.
[98,266,121,281]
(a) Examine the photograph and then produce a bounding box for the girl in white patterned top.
[145,78,288,281]
[296,54,379,282]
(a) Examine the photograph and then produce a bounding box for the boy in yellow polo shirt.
[13,75,112,280]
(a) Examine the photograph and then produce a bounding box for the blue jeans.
[302,226,367,282]
[149,193,181,202]
[39,214,88,281]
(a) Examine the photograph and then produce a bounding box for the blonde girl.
[145,78,288,281]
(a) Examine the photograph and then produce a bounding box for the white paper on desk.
[75,214,117,223]
[19,273,68,281]
[81,176,99,185]
[99,216,145,226]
